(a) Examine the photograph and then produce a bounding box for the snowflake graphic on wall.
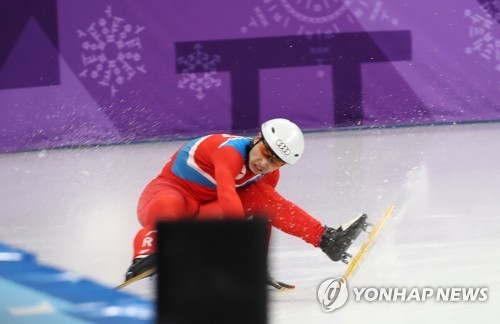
[476,0,500,25]
[77,6,146,97]
[464,8,500,72]
[240,0,399,35]
[177,43,222,100]
[240,0,399,78]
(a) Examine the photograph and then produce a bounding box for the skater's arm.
[254,182,362,263]
[255,181,324,246]
[212,147,246,218]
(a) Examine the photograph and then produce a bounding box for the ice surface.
[1,123,499,323]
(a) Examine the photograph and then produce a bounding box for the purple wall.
[0,0,499,152]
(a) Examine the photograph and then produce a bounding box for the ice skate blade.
[342,205,396,280]
[268,282,295,291]
[116,267,156,289]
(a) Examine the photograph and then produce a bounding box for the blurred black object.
[157,218,268,324]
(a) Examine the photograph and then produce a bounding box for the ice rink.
[1,122,499,323]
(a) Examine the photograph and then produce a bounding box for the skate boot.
[320,214,370,264]
[125,253,157,281]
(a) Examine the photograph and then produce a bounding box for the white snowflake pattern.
[177,44,222,100]
[77,6,146,96]
[240,0,399,36]
[464,9,500,72]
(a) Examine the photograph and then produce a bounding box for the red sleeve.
[211,147,246,218]
[255,181,324,247]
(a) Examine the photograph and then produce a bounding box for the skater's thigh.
[196,199,224,220]
[138,185,198,226]
[196,184,265,220]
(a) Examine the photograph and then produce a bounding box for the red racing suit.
[133,134,324,258]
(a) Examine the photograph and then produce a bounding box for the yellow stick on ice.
[343,205,396,281]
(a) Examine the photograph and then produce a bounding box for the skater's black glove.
[319,226,341,262]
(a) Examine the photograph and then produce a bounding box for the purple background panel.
[0,0,499,152]
[260,66,335,130]
[0,1,60,90]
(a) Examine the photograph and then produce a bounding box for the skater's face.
[248,134,285,174]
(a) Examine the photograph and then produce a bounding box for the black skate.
[121,253,157,286]
[320,214,370,264]
[266,271,295,291]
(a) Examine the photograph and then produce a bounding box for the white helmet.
[261,118,305,165]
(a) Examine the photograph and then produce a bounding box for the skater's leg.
[195,199,224,220]
[126,183,199,281]
[133,183,199,259]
